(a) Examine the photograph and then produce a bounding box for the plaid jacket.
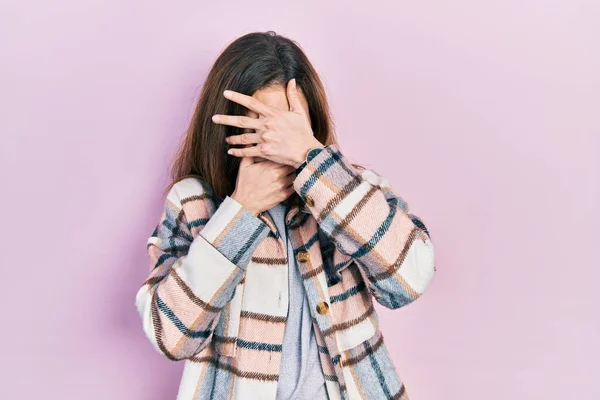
[135,143,436,400]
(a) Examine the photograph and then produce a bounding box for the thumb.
[286,78,306,116]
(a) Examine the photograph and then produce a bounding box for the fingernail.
[212,115,220,122]
[223,90,232,98]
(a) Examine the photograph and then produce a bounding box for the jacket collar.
[257,201,307,237]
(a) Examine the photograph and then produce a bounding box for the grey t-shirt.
[267,202,329,400]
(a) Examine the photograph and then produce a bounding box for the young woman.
[135,31,436,400]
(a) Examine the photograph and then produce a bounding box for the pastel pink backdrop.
[1,1,598,399]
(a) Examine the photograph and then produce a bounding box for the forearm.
[292,143,436,308]
[136,190,271,360]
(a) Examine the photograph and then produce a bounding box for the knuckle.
[265,106,276,116]
[262,131,275,141]
[249,98,259,110]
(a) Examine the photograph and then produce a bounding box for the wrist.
[293,139,325,169]
[230,192,260,216]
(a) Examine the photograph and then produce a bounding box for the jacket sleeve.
[135,182,271,360]
[293,143,436,309]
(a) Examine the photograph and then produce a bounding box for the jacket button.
[305,195,314,207]
[316,301,329,315]
[296,250,310,262]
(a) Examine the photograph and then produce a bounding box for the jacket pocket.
[334,250,354,274]
[318,226,354,287]
[327,262,378,352]
[212,278,245,357]
[322,246,355,287]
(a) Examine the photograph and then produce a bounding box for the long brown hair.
[165,30,364,207]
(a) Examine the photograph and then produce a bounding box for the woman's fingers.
[276,163,296,175]
[223,90,274,116]
[226,132,263,145]
[227,144,263,158]
[281,171,296,186]
[213,114,264,130]
[281,183,296,199]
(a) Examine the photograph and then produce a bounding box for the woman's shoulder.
[166,176,219,211]
[170,176,212,196]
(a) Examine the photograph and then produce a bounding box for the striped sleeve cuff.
[199,195,270,271]
[293,143,361,214]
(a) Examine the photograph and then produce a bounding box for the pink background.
[1,1,598,399]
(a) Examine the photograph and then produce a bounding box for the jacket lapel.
[256,201,304,238]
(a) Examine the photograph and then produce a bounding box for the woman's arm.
[293,143,436,309]
[135,181,271,360]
